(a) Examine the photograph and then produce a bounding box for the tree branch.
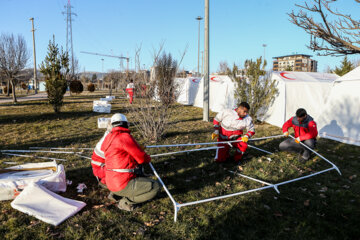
[288,0,360,56]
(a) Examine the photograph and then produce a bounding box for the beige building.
[273,54,317,72]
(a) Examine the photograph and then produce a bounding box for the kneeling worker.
[212,102,255,162]
[279,108,318,162]
[101,113,160,211]
[91,120,113,186]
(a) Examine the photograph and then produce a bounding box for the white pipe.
[148,162,179,222]
[178,166,337,209]
[76,154,92,160]
[178,185,275,207]
[29,147,93,150]
[146,135,283,149]
[1,150,82,154]
[229,170,280,194]
[289,135,341,175]
[229,171,273,186]
[146,141,239,149]
[150,146,223,158]
[247,145,273,155]
[148,163,177,206]
[249,135,284,141]
[2,153,67,162]
[274,167,335,187]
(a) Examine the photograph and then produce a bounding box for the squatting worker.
[90,119,113,186]
[279,108,318,162]
[212,102,255,162]
[101,113,160,211]
[125,79,135,104]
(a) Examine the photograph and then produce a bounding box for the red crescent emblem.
[210,76,219,82]
[192,78,200,83]
[280,72,295,80]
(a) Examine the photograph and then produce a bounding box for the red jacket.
[91,151,106,184]
[101,126,151,192]
[282,115,318,141]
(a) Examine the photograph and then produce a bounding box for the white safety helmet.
[111,113,128,126]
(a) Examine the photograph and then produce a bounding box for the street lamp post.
[203,0,210,122]
[196,16,203,77]
[30,18,37,94]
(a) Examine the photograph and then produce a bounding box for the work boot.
[298,155,309,163]
[107,192,117,202]
[117,198,134,211]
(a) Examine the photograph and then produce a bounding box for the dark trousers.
[112,177,160,205]
[279,138,316,160]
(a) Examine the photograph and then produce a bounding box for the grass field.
[0,91,359,239]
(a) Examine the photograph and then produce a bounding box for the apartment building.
[273,54,317,72]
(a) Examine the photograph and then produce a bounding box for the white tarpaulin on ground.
[0,161,66,201]
[261,71,338,127]
[317,67,360,146]
[11,182,86,226]
[193,75,237,112]
[175,77,200,105]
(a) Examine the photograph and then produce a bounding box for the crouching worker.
[212,102,255,162]
[91,120,113,187]
[279,108,318,162]
[101,113,160,211]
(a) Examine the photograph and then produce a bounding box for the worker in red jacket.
[101,113,160,211]
[212,102,255,162]
[90,120,112,186]
[279,108,318,162]
[125,79,135,104]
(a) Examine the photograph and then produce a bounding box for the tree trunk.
[7,79,10,96]
[109,80,112,96]
[10,79,17,103]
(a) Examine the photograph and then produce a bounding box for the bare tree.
[289,0,360,56]
[104,71,126,95]
[217,60,230,74]
[127,43,187,142]
[0,33,29,103]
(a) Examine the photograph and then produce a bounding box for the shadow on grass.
[0,110,108,125]
[0,132,103,150]
[150,141,293,196]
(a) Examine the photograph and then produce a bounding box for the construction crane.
[80,51,130,72]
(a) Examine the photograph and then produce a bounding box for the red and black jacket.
[282,115,318,141]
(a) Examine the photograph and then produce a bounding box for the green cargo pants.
[112,177,160,205]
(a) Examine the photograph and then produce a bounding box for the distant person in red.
[140,84,147,97]
[125,79,135,104]
[279,108,318,162]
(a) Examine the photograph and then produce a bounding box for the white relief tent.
[317,66,360,146]
[193,75,238,112]
[175,77,201,105]
[261,71,338,127]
